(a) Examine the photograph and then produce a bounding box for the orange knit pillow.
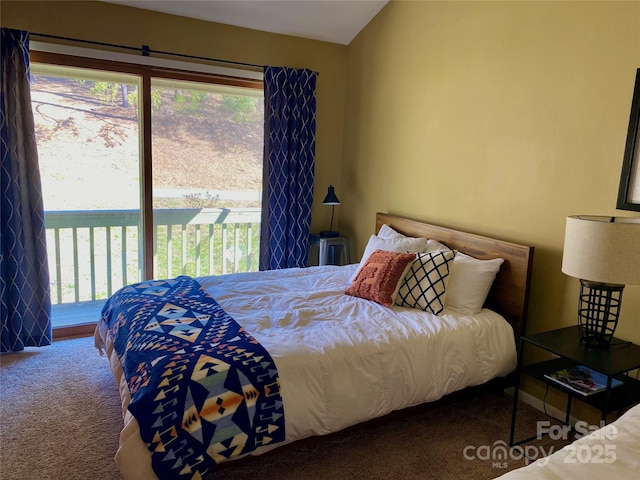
[345,249,417,307]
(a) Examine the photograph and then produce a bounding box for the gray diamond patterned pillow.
[395,250,455,314]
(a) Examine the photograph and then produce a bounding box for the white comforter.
[95,264,517,479]
[495,403,640,479]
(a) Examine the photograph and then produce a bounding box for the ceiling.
[103,1,389,45]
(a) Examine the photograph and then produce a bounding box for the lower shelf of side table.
[522,357,640,414]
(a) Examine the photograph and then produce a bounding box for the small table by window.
[509,326,640,446]
[309,234,350,266]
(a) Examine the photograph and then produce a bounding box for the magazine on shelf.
[544,365,623,396]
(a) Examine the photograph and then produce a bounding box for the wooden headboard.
[376,213,534,338]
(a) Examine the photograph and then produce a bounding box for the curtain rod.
[30,32,264,70]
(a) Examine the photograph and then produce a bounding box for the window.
[150,77,263,278]
[30,52,263,332]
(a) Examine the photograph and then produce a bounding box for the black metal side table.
[509,326,640,446]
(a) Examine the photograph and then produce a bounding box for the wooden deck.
[52,300,105,328]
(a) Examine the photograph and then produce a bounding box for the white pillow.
[424,239,451,254]
[444,251,504,315]
[378,224,444,256]
[350,234,429,283]
[377,224,404,239]
[395,250,455,314]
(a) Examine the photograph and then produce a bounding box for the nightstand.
[509,326,640,446]
[309,234,350,266]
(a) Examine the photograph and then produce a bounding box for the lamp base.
[319,230,339,238]
[577,280,624,348]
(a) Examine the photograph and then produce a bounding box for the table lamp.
[561,215,640,346]
[320,185,340,238]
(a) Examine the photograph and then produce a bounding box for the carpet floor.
[0,335,569,480]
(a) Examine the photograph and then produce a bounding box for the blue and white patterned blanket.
[100,276,285,479]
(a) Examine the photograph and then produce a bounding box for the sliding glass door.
[31,62,143,328]
[150,77,263,278]
[30,52,264,331]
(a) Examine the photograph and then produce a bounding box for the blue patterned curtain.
[260,66,317,270]
[1,28,52,353]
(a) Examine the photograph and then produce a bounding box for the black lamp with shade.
[320,185,340,238]
[561,215,640,347]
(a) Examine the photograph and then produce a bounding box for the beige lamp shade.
[562,215,640,285]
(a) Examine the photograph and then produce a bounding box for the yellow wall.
[344,0,640,345]
[0,0,348,235]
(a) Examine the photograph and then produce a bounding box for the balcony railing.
[45,208,261,307]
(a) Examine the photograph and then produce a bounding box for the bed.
[495,402,640,479]
[94,212,534,480]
